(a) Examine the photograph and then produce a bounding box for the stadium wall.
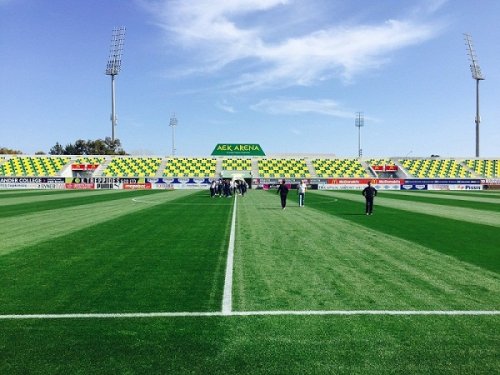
[1,176,495,191]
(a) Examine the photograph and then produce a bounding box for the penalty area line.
[0,310,498,320]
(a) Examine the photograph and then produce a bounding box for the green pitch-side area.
[0,189,498,374]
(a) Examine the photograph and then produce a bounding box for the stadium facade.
[0,151,499,191]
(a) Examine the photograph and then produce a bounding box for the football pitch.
[0,188,499,374]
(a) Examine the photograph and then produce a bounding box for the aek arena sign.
[211,144,265,156]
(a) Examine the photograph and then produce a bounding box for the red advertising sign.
[71,164,99,171]
[123,183,152,190]
[65,183,95,189]
[371,165,398,171]
[326,178,402,185]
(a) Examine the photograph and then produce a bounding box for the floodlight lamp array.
[464,33,484,81]
[355,112,364,128]
[106,26,126,76]
[169,114,178,128]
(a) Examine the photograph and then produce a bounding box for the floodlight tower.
[464,33,484,157]
[355,112,364,158]
[169,113,178,156]
[105,26,126,142]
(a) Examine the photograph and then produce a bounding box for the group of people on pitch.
[210,179,248,198]
[277,179,377,214]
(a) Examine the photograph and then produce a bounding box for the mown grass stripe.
[233,191,500,312]
[372,190,500,212]
[0,189,169,217]
[0,190,196,256]
[0,190,232,314]
[0,189,132,206]
[309,191,500,273]
[318,190,500,227]
[383,190,500,205]
[0,189,77,200]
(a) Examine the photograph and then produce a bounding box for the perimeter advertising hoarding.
[319,178,401,190]
[156,178,211,189]
[403,179,483,191]
[211,144,265,156]
[404,179,482,185]
[0,177,65,190]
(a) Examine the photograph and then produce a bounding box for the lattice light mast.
[105,26,126,142]
[169,114,178,156]
[464,33,484,157]
[355,112,364,158]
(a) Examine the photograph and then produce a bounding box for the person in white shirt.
[297,181,306,207]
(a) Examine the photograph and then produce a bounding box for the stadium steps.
[304,158,318,178]
[395,162,413,178]
[156,158,169,178]
[251,158,259,178]
[215,158,223,178]
[360,160,377,177]
[460,161,479,178]
[92,158,111,177]
[58,159,75,177]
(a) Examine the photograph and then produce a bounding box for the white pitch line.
[229,310,500,316]
[222,194,237,315]
[0,312,221,320]
[0,310,498,320]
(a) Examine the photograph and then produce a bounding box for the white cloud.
[216,99,236,113]
[251,98,353,118]
[145,0,443,90]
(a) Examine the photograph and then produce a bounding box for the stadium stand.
[163,157,217,177]
[0,156,70,176]
[399,159,473,178]
[312,158,369,178]
[1,155,499,180]
[464,159,500,178]
[366,158,395,166]
[222,158,252,171]
[75,156,106,165]
[257,158,311,179]
[102,157,162,177]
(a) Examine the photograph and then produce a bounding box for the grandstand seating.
[399,159,472,178]
[257,158,311,179]
[312,158,369,178]
[75,156,106,165]
[464,159,500,178]
[102,157,162,177]
[1,155,499,180]
[163,157,217,177]
[0,156,70,176]
[222,158,252,171]
[367,158,395,166]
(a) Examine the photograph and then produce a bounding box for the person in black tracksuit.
[277,179,289,209]
[362,181,377,215]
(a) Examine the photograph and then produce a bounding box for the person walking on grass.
[362,181,377,215]
[277,179,289,210]
[297,180,306,207]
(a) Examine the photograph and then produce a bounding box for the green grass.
[0,189,499,374]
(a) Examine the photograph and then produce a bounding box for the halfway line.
[222,194,237,315]
[0,310,498,320]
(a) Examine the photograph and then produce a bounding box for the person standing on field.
[277,179,289,209]
[362,181,377,215]
[297,180,306,207]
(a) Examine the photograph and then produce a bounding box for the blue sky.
[1,0,499,157]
